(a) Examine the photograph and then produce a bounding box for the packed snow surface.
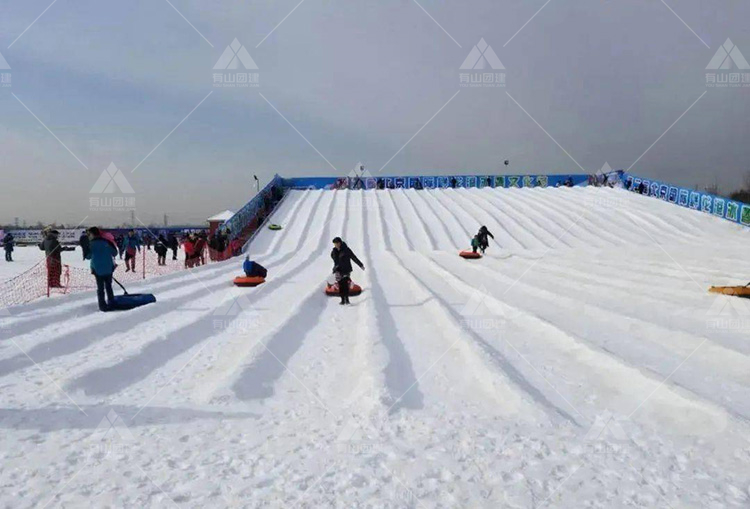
[1,187,749,508]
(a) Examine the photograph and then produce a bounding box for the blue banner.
[624,173,749,227]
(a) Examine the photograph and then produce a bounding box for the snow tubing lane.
[234,276,266,287]
[325,282,363,296]
[459,250,482,259]
[709,285,750,298]
[268,224,283,230]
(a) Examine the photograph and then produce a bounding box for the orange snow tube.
[459,250,482,259]
[233,276,266,287]
[325,281,363,296]
[709,285,750,298]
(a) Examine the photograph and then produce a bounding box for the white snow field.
[1,186,749,508]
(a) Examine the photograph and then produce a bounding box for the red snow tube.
[459,250,482,259]
[325,281,363,296]
[233,276,266,287]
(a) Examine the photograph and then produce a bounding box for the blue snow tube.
[110,293,156,310]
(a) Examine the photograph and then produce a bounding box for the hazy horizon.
[1,0,748,226]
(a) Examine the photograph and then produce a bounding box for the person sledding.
[470,235,481,254]
[243,256,268,278]
[331,237,364,305]
[85,227,118,311]
[477,225,494,254]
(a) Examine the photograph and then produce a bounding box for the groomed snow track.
[1,187,749,507]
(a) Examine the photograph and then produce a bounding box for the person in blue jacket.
[85,227,118,311]
[243,256,268,278]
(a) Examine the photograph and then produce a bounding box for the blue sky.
[1,0,748,225]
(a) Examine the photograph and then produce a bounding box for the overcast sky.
[0,0,748,226]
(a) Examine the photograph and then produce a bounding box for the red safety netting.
[0,245,234,310]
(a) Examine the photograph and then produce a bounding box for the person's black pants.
[339,274,351,304]
[4,250,11,261]
[172,247,178,260]
[95,274,115,311]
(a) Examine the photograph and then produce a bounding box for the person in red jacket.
[183,234,195,268]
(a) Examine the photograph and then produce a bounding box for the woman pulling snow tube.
[329,237,365,305]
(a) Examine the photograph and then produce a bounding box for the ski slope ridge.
[0,187,749,507]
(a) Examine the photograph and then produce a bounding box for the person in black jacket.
[79,231,90,261]
[331,237,364,305]
[477,226,494,254]
[2,232,14,262]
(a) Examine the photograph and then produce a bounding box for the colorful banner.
[283,173,589,190]
[625,173,749,227]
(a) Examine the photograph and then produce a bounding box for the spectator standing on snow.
[85,227,118,312]
[122,230,141,273]
[38,229,75,288]
[79,230,90,261]
[155,234,168,266]
[183,234,195,268]
[477,226,495,254]
[167,232,179,260]
[3,232,14,262]
[331,237,364,305]
[115,234,125,259]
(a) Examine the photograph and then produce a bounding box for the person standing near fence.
[168,232,178,260]
[122,230,141,273]
[2,232,14,262]
[39,229,75,288]
[85,227,118,312]
[79,230,90,261]
[155,234,168,266]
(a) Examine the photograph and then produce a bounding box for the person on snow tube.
[471,235,481,254]
[477,225,494,254]
[86,227,119,312]
[243,257,268,279]
[331,237,364,305]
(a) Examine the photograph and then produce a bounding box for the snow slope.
[0,187,749,508]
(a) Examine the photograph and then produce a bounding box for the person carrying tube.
[243,256,268,278]
[331,237,364,305]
